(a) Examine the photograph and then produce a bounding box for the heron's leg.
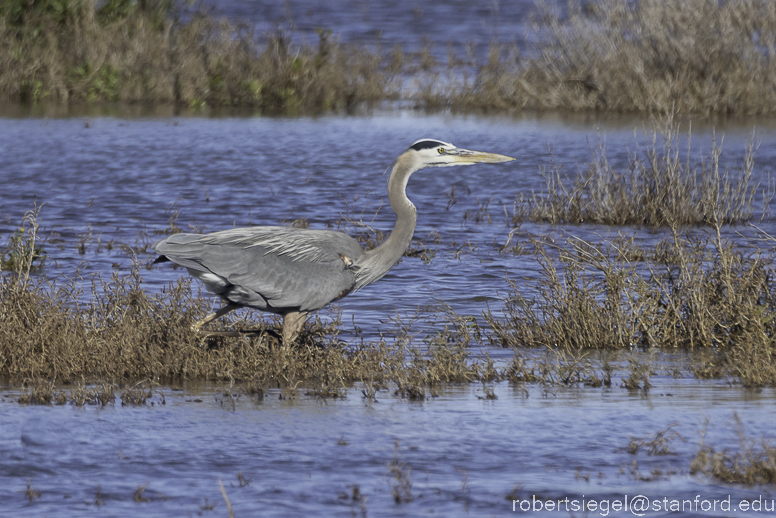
[282,311,309,347]
[192,303,240,333]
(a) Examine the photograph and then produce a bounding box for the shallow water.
[0,112,773,343]
[1,381,776,517]
[1,112,776,516]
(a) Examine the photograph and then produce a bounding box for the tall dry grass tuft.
[511,120,772,227]
[449,0,776,115]
[0,0,395,111]
[1,204,47,274]
[691,414,776,485]
[0,208,501,387]
[7,0,776,114]
[488,229,776,387]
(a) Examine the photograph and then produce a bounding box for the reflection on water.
[1,381,775,517]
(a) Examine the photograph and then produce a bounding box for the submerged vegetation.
[4,0,776,114]
[692,414,776,485]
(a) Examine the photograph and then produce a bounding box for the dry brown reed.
[443,0,776,115]
[6,0,776,115]
[691,414,776,485]
[510,120,771,227]
[1,206,502,390]
[488,227,776,387]
[0,0,394,111]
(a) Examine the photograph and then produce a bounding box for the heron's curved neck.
[383,154,418,255]
[354,153,419,289]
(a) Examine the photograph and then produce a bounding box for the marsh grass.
[388,442,413,504]
[691,414,776,484]
[503,344,615,388]
[620,459,677,482]
[621,354,654,392]
[626,423,685,456]
[22,480,41,502]
[440,0,776,115]
[120,379,159,406]
[1,207,504,390]
[70,381,116,406]
[1,205,47,273]
[511,121,772,227]
[6,0,776,115]
[16,377,60,405]
[530,0,776,115]
[488,227,776,387]
[15,380,118,406]
[1,0,394,111]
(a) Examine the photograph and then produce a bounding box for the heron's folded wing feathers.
[153,227,364,311]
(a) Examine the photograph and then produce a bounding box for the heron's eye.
[437,148,445,154]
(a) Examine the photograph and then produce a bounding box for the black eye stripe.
[410,140,447,151]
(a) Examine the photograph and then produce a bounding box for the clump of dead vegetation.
[691,414,776,485]
[509,121,772,227]
[442,0,776,115]
[487,121,775,387]
[6,0,776,115]
[0,207,501,392]
[489,226,776,387]
[0,0,394,111]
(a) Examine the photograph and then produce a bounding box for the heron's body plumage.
[152,139,514,345]
[153,227,364,313]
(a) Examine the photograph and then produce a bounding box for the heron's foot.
[191,321,207,333]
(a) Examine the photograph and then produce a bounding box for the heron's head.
[406,139,514,169]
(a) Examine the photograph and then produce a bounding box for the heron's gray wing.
[153,227,365,312]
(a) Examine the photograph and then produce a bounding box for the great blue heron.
[152,138,514,345]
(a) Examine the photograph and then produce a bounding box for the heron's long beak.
[451,148,515,164]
